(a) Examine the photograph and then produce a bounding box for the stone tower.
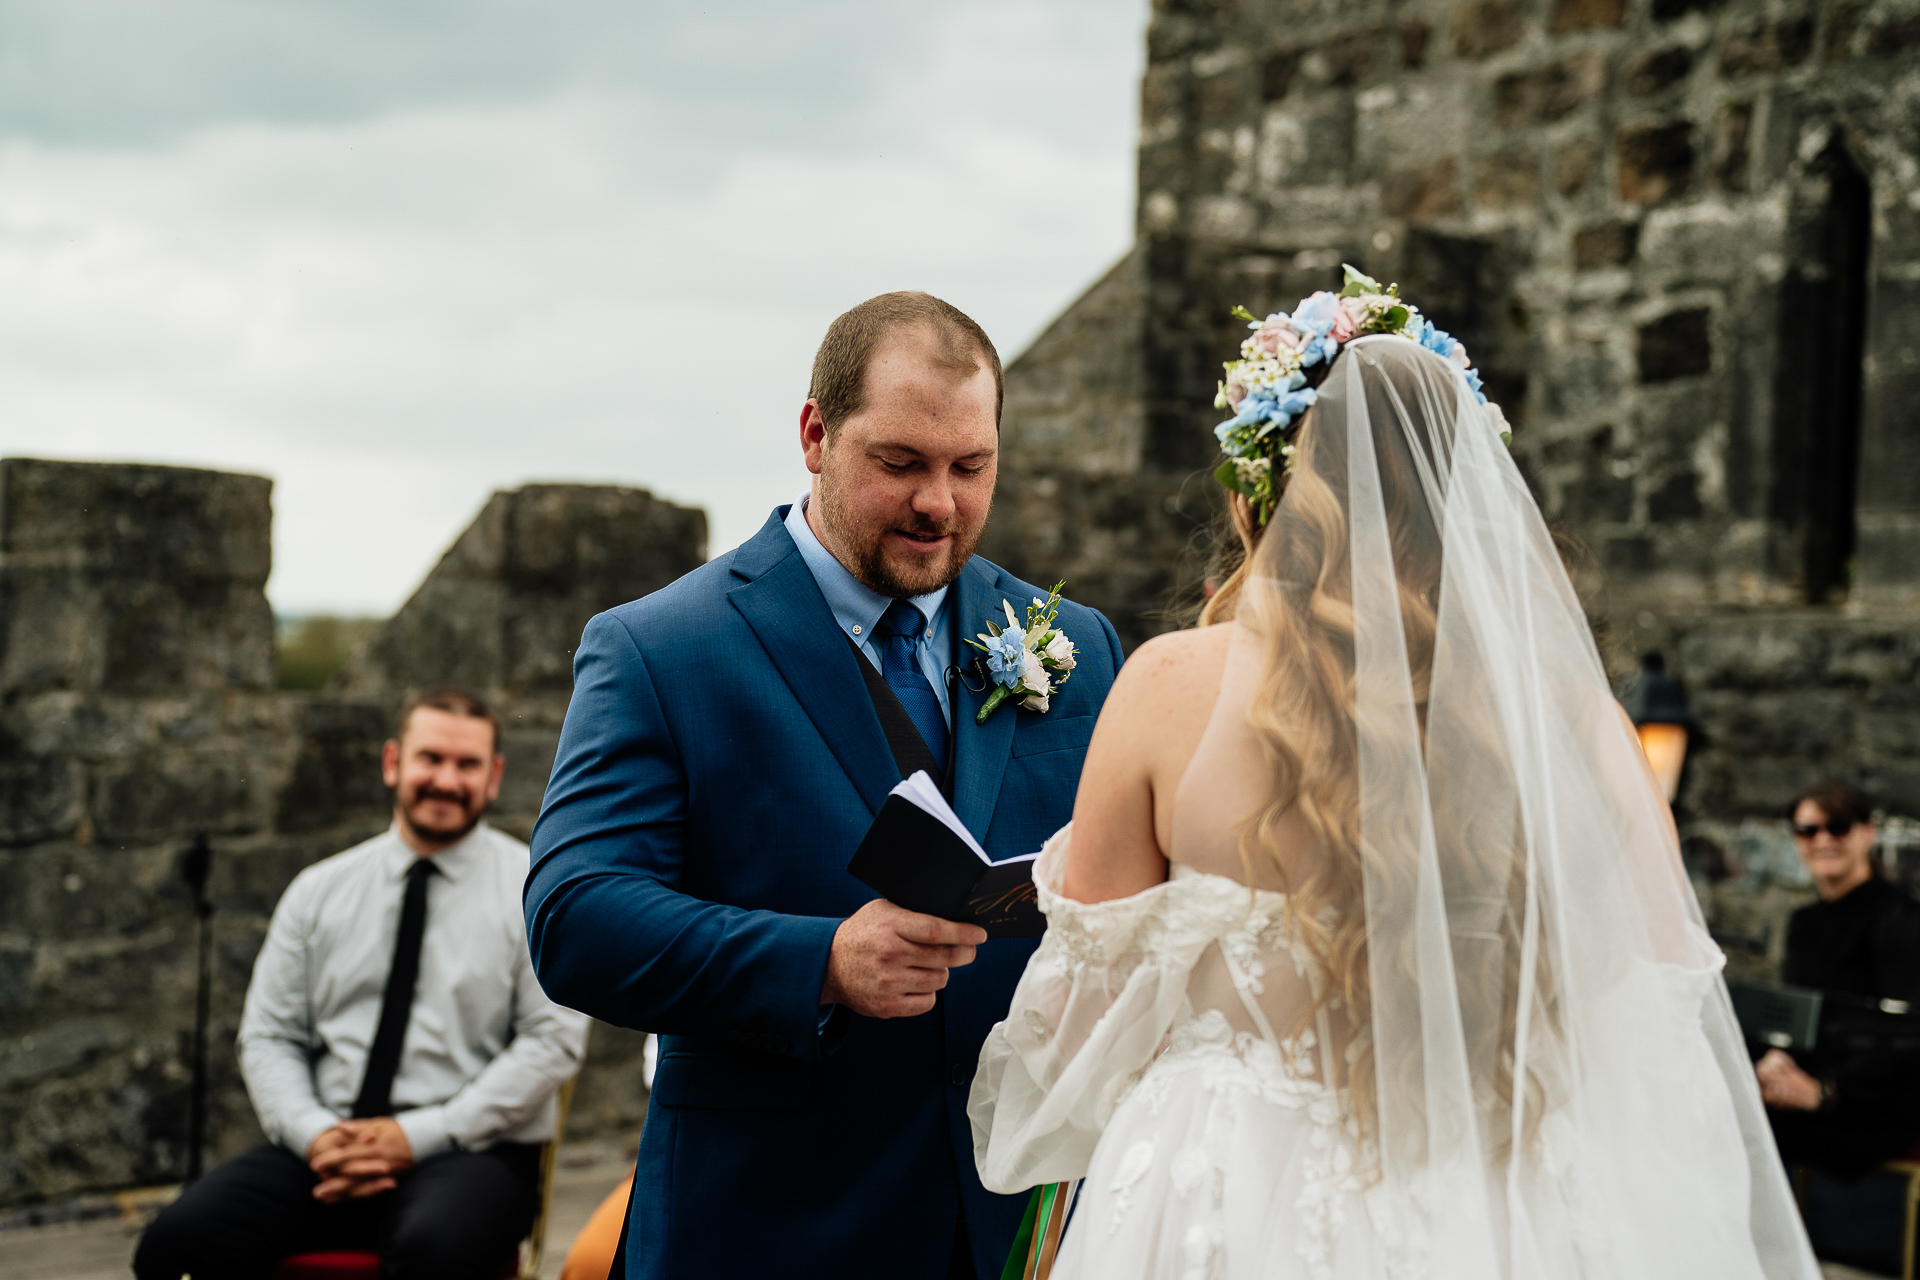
[985,0,1920,821]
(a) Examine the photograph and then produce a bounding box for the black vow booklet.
[846,771,1045,939]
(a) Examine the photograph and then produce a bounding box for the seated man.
[137,689,590,1280]
[1759,779,1920,1178]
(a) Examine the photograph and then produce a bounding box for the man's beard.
[398,784,487,845]
[818,485,984,598]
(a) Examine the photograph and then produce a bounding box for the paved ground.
[0,1159,630,1280]
[0,1180,1897,1279]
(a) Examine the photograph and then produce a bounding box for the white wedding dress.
[968,337,1818,1280]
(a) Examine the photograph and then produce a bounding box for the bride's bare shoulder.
[1107,622,1234,712]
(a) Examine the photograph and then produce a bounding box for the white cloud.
[0,1,1145,614]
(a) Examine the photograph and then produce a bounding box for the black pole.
[180,832,214,1183]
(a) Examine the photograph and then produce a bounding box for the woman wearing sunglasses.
[1758,780,1920,1182]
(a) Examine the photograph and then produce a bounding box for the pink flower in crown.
[1249,318,1305,358]
[1337,295,1374,337]
[1224,373,1250,409]
[1449,344,1472,370]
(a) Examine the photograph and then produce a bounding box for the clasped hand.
[306,1117,414,1202]
[1755,1048,1823,1111]
[822,899,988,1019]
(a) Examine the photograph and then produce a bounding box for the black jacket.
[1782,876,1920,1123]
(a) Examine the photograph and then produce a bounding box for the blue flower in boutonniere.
[966,582,1078,723]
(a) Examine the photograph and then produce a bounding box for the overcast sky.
[0,1,1147,614]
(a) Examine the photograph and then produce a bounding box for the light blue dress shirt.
[784,494,954,728]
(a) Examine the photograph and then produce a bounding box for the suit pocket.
[651,1051,816,1111]
[1010,714,1096,759]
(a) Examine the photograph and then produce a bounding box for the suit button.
[773,1036,793,1054]
[949,1062,970,1088]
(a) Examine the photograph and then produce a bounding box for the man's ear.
[800,400,830,475]
[486,753,505,803]
[381,739,400,789]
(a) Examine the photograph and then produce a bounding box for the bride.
[967,282,1819,1279]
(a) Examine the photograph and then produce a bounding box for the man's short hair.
[808,291,1003,436]
[1788,779,1874,826]
[394,688,500,754]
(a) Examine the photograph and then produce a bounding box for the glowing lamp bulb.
[1637,722,1689,803]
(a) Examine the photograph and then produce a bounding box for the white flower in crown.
[966,581,1078,723]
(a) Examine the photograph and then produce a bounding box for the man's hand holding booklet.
[846,771,1045,939]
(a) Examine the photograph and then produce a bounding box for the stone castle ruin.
[982,0,1920,835]
[0,458,703,1208]
[8,0,1920,1211]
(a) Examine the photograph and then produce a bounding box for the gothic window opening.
[1773,136,1871,605]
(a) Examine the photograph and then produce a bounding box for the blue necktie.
[874,599,949,771]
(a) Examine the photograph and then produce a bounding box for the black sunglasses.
[1793,818,1856,839]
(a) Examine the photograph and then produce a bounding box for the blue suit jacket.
[526,508,1124,1279]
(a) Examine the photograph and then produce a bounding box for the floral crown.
[1212,264,1510,522]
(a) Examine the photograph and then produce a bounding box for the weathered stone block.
[1323,29,1383,87]
[0,755,82,847]
[1261,49,1299,101]
[1827,629,1920,685]
[337,484,705,699]
[273,699,392,835]
[1679,623,1829,690]
[1553,136,1601,195]
[1868,13,1920,57]
[1572,219,1640,269]
[1453,1,1522,60]
[1474,146,1541,207]
[1693,688,1854,757]
[1720,20,1815,76]
[1711,101,1753,191]
[1652,0,1720,21]
[1382,157,1461,220]
[1551,0,1625,33]
[1493,54,1606,127]
[1618,122,1696,204]
[89,752,273,844]
[1400,21,1433,69]
[1648,471,1704,520]
[0,460,276,696]
[1637,308,1712,383]
[1623,46,1694,95]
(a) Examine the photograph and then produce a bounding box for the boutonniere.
[966,582,1078,723]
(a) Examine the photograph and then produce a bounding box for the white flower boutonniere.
[967,582,1078,723]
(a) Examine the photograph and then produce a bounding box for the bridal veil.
[972,333,1818,1279]
[1225,334,1814,1276]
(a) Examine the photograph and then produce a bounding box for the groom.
[526,291,1123,1278]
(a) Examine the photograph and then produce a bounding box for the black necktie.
[353,857,435,1119]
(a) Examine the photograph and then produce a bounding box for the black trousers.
[133,1142,541,1280]
[1770,1106,1920,1182]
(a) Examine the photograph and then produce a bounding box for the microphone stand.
[179,832,214,1183]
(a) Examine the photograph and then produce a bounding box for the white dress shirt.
[238,822,590,1160]
[783,493,955,726]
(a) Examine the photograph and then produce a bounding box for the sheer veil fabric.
[969,336,1818,1278]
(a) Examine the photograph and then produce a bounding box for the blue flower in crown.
[1210,264,1511,524]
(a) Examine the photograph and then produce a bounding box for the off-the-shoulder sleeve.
[967,825,1205,1194]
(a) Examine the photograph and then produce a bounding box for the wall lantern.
[1622,650,1697,804]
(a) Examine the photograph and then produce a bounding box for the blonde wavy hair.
[1196,348,1557,1166]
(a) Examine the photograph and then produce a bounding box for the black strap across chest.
[845,634,955,798]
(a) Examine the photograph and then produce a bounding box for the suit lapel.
[949,557,1018,843]
[728,511,899,817]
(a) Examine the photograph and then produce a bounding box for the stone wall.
[987,0,1920,822]
[0,459,704,1208]
[328,483,708,1133]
